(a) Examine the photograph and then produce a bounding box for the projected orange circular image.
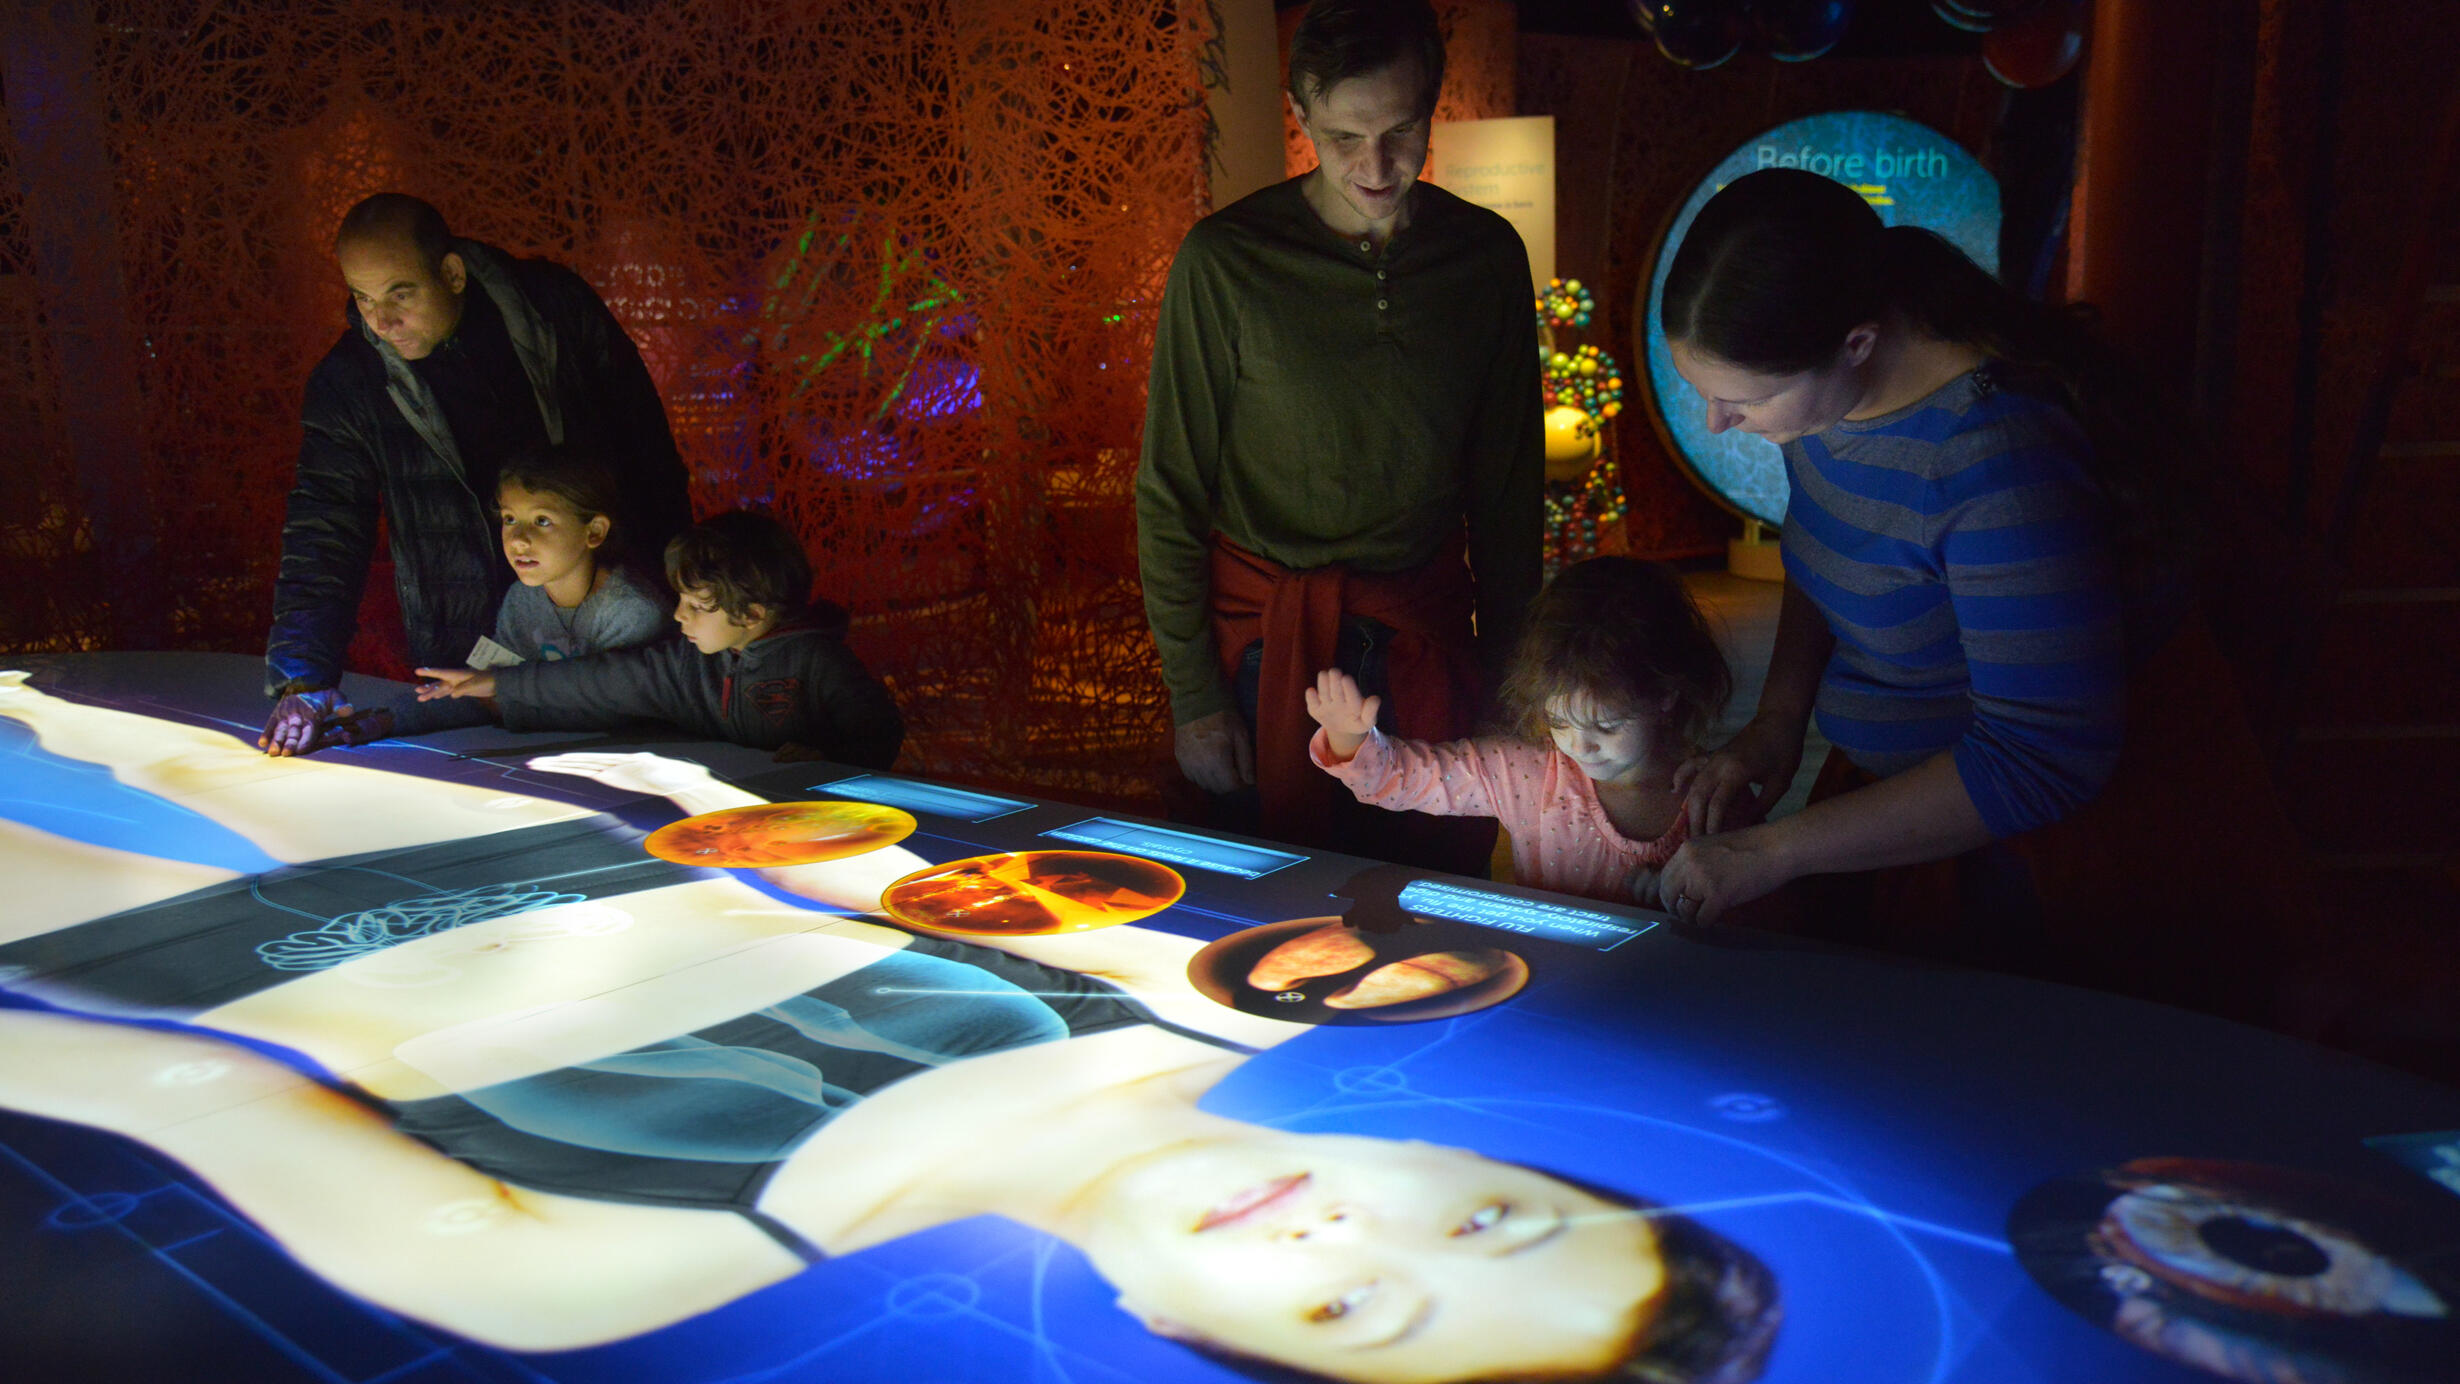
[882,851,1184,936]
[644,801,916,867]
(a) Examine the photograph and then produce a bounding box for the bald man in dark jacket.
[261,193,692,754]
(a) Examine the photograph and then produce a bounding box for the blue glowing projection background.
[1640,111,2002,526]
[4,657,2460,1384]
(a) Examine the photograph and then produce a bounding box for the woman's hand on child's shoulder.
[1672,713,1805,836]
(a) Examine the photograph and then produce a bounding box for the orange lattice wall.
[1,0,1216,806]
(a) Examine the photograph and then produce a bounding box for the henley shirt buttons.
[1359,240,1371,253]
[1378,299,1389,310]
[1376,269,1387,280]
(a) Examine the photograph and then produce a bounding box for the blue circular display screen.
[1640,111,2002,525]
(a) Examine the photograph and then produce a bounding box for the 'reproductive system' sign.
[1427,114,1555,293]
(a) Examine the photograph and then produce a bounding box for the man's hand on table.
[260,687,349,757]
[314,706,394,751]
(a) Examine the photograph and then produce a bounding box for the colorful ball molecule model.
[1536,282,1623,421]
[1537,276,1595,330]
[1542,342,1625,422]
[1532,278,1629,573]
[1543,454,1630,575]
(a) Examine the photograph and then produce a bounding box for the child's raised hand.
[415,667,496,701]
[1303,668,1380,763]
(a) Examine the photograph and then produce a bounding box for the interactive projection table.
[2,654,2456,1384]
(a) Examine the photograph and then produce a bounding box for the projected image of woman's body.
[0,673,1777,1382]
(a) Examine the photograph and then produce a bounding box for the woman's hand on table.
[1655,827,1795,926]
[1673,713,1808,836]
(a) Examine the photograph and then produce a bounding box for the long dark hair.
[1661,168,2196,601]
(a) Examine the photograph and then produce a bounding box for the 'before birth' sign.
[1640,111,2001,527]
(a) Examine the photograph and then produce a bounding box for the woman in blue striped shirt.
[1648,169,2192,963]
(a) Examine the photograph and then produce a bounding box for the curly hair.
[1496,557,1732,755]
[662,510,812,621]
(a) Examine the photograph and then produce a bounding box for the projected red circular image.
[644,800,916,867]
[1187,917,1529,1026]
[881,851,1184,935]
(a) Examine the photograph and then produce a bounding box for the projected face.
[1668,338,1866,447]
[1543,689,1675,787]
[338,233,466,361]
[499,484,609,601]
[1080,1133,1663,1383]
[1293,59,1430,238]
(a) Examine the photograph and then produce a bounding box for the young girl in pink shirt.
[1306,556,1731,906]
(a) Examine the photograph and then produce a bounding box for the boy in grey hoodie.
[418,510,903,767]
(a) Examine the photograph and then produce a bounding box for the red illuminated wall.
[0,0,1214,805]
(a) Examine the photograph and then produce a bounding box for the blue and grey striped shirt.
[1781,367,2124,838]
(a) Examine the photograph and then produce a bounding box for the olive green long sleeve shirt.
[1136,177,1544,727]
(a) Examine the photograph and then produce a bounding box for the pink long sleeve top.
[1310,727,1688,905]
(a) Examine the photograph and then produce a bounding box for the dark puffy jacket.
[492,610,905,767]
[265,240,693,695]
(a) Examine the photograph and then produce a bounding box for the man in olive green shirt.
[1135,0,1542,868]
